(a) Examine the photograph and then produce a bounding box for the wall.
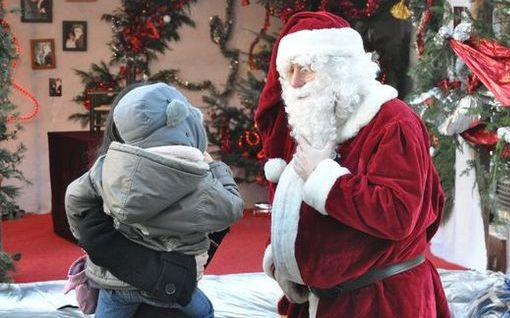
[4,0,274,213]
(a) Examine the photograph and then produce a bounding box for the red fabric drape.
[449,38,510,106]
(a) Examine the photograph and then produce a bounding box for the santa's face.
[280,58,360,148]
[286,64,316,89]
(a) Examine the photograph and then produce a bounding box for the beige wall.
[4,0,275,213]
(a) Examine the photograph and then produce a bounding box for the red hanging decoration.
[248,5,271,70]
[244,129,261,146]
[416,0,433,56]
[449,37,510,106]
[461,124,500,147]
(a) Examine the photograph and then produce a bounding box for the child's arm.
[192,160,245,233]
[65,159,103,240]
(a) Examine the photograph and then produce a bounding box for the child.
[65,82,245,318]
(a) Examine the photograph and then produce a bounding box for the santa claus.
[255,11,451,318]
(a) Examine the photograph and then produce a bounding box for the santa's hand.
[274,269,309,304]
[293,137,336,180]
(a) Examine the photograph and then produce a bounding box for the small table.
[47,131,103,242]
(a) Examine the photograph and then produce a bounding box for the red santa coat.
[261,91,451,317]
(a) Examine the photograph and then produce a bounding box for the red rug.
[205,211,271,275]
[2,213,84,282]
[1,211,464,283]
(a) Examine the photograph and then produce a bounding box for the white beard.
[281,65,362,149]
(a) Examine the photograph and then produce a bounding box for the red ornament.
[241,0,250,6]
[83,99,91,110]
[501,144,510,160]
[256,149,265,160]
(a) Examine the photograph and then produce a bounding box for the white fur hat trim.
[276,28,364,74]
[264,158,287,183]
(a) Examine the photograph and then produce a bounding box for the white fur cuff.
[264,158,287,183]
[303,159,350,215]
[262,245,274,279]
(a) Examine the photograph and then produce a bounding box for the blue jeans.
[94,287,214,318]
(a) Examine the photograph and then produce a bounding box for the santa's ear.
[264,158,287,183]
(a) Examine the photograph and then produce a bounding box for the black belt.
[309,254,425,298]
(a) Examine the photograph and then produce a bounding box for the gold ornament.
[390,0,412,20]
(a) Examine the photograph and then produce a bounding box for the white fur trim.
[262,245,274,279]
[276,28,364,74]
[337,81,398,143]
[145,145,204,161]
[271,163,305,284]
[264,158,288,183]
[303,159,350,215]
[308,293,320,318]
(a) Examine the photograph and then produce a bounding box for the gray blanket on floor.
[0,271,508,317]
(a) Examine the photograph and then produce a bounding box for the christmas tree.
[408,0,510,224]
[0,4,28,220]
[0,1,28,282]
[69,0,197,125]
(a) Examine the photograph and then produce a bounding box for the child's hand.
[203,151,214,163]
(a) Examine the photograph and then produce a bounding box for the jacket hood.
[101,142,209,224]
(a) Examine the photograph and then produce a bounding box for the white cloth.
[431,137,487,271]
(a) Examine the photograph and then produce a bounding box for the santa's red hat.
[255,11,358,201]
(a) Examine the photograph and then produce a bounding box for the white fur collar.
[336,82,398,143]
[145,145,204,161]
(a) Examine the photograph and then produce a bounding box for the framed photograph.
[21,0,52,23]
[31,39,56,70]
[49,78,62,96]
[63,21,87,51]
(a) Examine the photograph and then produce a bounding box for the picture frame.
[21,0,52,23]
[49,78,62,96]
[31,39,56,70]
[63,21,87,51]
